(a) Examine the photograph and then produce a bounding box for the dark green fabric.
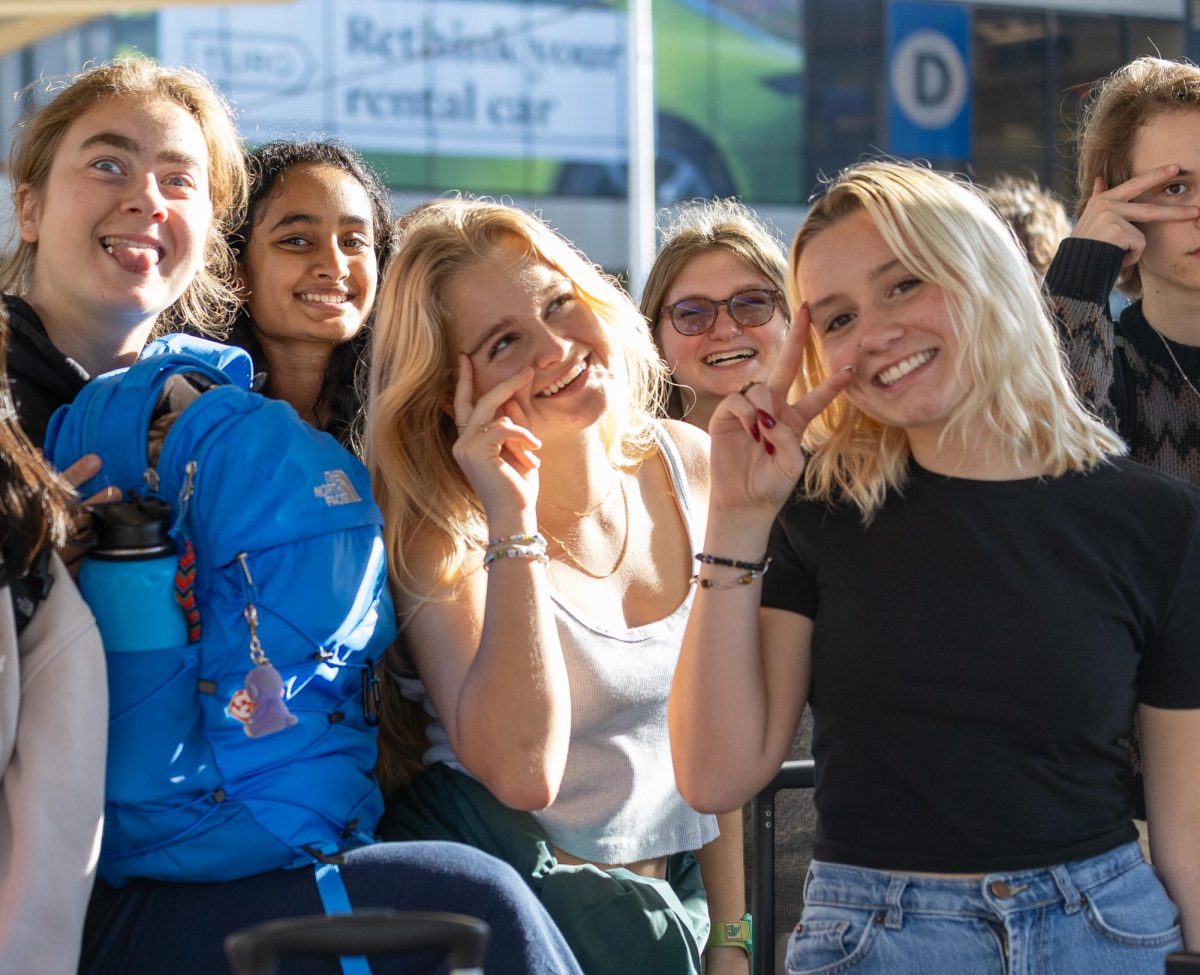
[380,763,709,975]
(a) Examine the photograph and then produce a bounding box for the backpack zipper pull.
[178,460,198,516]
[143,466,160,494]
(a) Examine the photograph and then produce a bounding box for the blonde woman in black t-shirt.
[670,160,1200,975]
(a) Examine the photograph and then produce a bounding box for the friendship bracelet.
[695,551,770,573]
[690,557,772,590]
[489,531,546,549]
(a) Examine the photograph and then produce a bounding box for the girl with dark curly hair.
[226,140,393,452]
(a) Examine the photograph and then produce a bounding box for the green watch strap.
[708,913,752,956]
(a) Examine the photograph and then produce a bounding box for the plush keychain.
[243,662,298,738]
[227,602,298,738]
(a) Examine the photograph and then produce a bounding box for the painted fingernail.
[750,423,760,442]
[764,441,775,456]
[756,409,776,429]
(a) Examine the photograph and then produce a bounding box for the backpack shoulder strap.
[313,860,374,975]
[44,353,235,497]
[142,335,254,390]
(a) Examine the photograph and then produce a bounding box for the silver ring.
[480,422,490,434]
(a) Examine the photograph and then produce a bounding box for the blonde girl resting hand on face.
[369,198,748,975]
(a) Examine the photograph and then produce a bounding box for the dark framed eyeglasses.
[661,288,783,336]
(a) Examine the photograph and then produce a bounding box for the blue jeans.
[785,842,1181,975]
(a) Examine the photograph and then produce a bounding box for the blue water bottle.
[78,498,188,652]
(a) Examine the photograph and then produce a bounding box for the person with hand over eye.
[671,160,1200,975]
[1045,56,1200,483]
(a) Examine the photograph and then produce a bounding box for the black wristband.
[695,551,769,573]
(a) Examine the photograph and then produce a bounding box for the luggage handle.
[224,910,489,975]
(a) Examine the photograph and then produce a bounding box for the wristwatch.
[708,913,752,956]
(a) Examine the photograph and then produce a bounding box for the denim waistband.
[803,842,1147,927]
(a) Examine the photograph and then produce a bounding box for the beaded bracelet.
[489,531,546,548]
[483,531,549,570]
[689,557,772,590]
[695,551,770,573]
[483,543,549,569]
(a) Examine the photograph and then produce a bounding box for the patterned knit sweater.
[1045,237,1200,485]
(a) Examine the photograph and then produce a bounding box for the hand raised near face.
[707,303,852,518]
[58,453,122,579]
[1075,166,1200,268]
[450,354,542,531]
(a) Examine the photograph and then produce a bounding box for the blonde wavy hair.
[1075,56,1200,296]
[640,198,790,420]
[367,198,667,604]
[1,58,247,336]
[792,161,1124,521]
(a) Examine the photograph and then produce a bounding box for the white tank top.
[402,422,719,863]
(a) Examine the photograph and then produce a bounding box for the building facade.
[0,0,1190,269]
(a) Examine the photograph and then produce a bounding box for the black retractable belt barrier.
[224,910,489,975]
[750,760,816,975]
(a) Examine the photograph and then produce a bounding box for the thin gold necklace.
[537,475,618,519]
[1155,329,1200,402]
[540,477,629,580]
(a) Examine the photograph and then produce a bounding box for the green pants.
[379,763,709,975]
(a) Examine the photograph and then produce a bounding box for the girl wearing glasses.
[369,199,747,975]
[640,198,816,945]
[641,199,790,429]
[670,161,1200,974]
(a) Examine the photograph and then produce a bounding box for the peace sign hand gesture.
[708,304,852,519]
[451,355,542,530]
[1075,166,1200,268]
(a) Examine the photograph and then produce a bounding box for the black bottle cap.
[88,497,177,560]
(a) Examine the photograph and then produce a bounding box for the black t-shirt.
[3,294,88,449]
[762,456,1200,873]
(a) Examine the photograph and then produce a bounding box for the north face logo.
[313,470,362,507]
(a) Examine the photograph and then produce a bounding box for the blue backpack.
[45,335,396,886]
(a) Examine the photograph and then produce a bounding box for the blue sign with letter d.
[887,1,971,160]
